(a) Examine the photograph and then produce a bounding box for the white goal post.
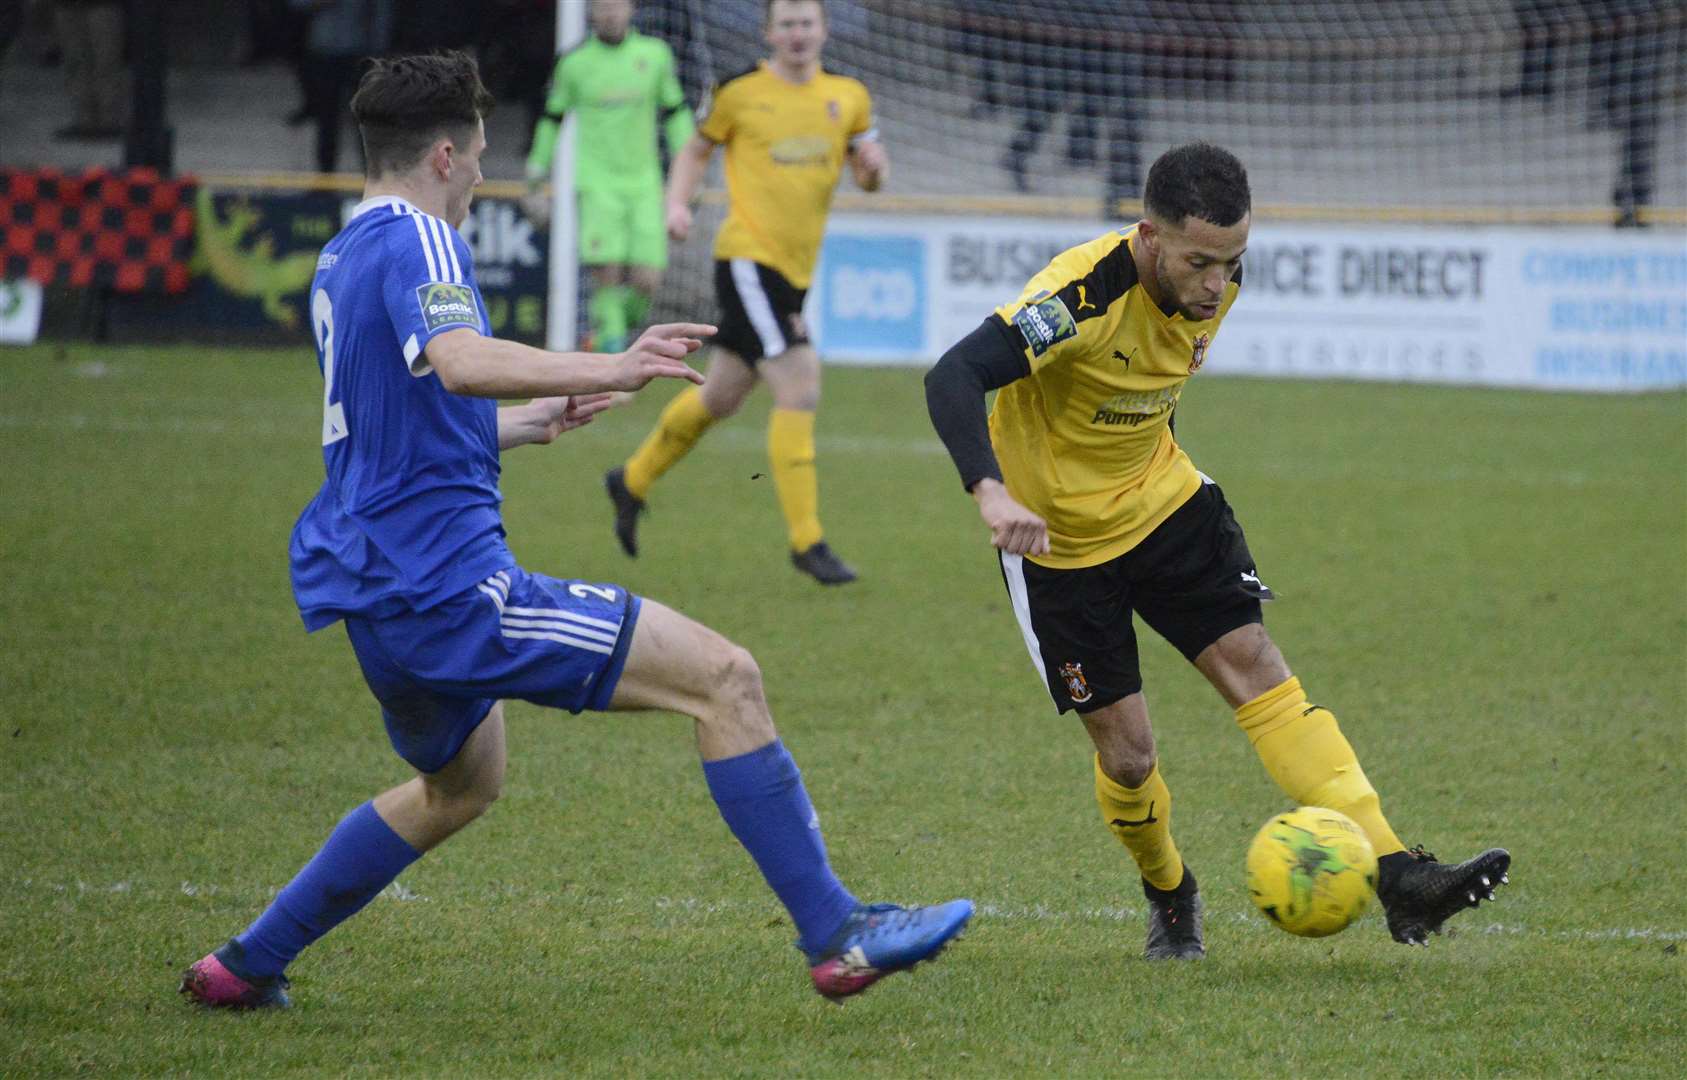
[543,0,588,351]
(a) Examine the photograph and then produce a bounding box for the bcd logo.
[819,234,925,354]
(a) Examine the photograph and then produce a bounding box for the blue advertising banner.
[814,211,1685,391]
[812,232,925,360]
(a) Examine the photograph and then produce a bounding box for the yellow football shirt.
[698,63,872,289]
[989,226,1241,569]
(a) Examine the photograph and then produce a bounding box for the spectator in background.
[243,0,307,67]
[1587,0,1666,228]
[51,0,126,140]
[0,2,26,67]
[1507,0,1560,100]
[482,0,557,142]
[293,0,395,174]
[392,0,476,51]
[241,1,313,126]
[997,4,1148,213]
[634,0,711,112]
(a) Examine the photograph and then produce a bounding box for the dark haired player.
[180,51,969,1010]
[924,141,1507,959]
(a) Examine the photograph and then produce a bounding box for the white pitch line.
[9,877,1685,942]
[0,412,1641,489]
[0,413,945,453]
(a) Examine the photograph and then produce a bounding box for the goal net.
[603,0,1685,332]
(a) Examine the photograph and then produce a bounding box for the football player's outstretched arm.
[496,394,616,450]
[427,323,711,400]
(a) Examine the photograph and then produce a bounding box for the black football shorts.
[997,479,1273,714]
[712,258,810,364]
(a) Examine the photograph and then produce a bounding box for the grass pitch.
[1,343,1683,1077]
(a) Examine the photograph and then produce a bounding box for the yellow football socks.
[1235,676,1405,856]
[1094,755,1185,892]
[768,408,822,552]
[623,386,716,499]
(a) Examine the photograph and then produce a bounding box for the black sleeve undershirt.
[924,314,1031,491]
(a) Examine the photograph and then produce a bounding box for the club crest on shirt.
[1189,332,1210,373]
[1012,294,1077,357]
[415,282,480,333]
[827,99,841,122]
[1058,661,1093,704]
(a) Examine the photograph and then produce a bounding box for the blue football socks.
[702,740,859,956]
[235,801,420,978]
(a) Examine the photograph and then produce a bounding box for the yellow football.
[1245,806,1378,937]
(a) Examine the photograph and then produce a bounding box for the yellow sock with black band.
[1235,676,1406,856]
[623,386,716,499]
[768,408,822,552]
[1094,755,1185,892]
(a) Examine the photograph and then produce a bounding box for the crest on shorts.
[1058,662,1093,704]
[1189,332,1210,374]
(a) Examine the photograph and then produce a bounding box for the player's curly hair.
[351,51,496,178]
[1144,142,1251,228]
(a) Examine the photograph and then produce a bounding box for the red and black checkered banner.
[1,167,196,294]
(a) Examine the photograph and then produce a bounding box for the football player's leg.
[1084,695,1188,895]
[620,347,749,497]
[624,190,665,333]
[625,264,659,336]
[184,703,504,1006]
[607,600,859,953]
[1199,624,1406,859]
[998,552,1190,894]
[609,348,751,558]
[371,702,507,852]
[587,265,632,355]
[1203,628,1509,943]
[621,259,764,503]
[227,706,504,982]
[1123,480,1408,856]
[609,600,969,993]
[1083,695,1203,959]
[760,343,825,551]
[620,347,749,500]
[580,188,633,352]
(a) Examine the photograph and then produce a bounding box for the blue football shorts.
[343,567,643,773]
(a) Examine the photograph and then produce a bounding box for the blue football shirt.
[289,195,514,630]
